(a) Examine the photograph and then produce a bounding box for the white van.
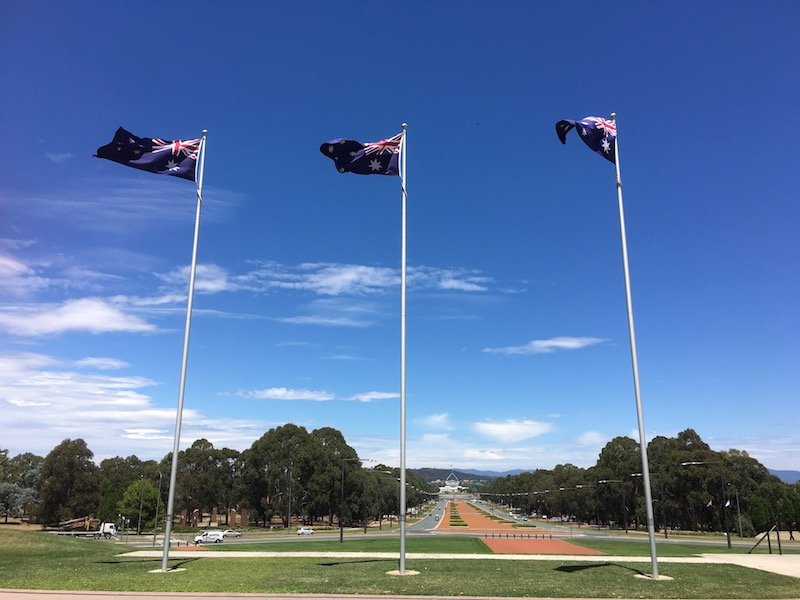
[193,530,225,544]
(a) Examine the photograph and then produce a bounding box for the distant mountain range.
[410,468,527,482]
[412,468,800,485]
[770,469,800,484]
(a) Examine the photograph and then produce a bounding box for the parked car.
[297,527,314,535]
[194,530,225,544]
[221,529,241,538]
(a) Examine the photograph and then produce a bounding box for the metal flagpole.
[611,113,659,579]
[398,122,408,575]
[160,129,207,573]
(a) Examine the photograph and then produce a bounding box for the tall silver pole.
[398,122,408,574]
[160,129,207,572]
[611,113,659,579]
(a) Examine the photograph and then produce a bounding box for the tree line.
[481,428,800,537]
[0,423,435,532]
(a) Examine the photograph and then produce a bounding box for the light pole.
[598,479,625,532]
[728,483,743,538]
[575,484,596,528]
[152,471,162,547]
[339,457,361,543]
[681,460,731,549]
[632,472,667,539]
[137,475,145,536]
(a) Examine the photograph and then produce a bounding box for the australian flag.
[95,127,200,181]
[319,132,402,176]
[555,116,616,164]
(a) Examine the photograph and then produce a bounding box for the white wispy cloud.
[0,298,156,336]
[241,261,494,297]
[420,413,453,430]
[0,349,270,461]
[276,298,382,328]
[576,430,607,446]
[0,238,36,251]
[45,152,73,164]
[472,419,553,442]
[408,266,493,293]
[156,263,233,294]
[73,357,130,370]
[277,315,372,327]
[348,391,398,403]
[237,387,335,401]
[483,336,606,355]
[0,253,51,296]
[5,179,241,234]
[420,433,452,443]
[323,354,363,361]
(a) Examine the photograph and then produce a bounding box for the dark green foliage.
[482,428,794,538]
[36,439,100,525]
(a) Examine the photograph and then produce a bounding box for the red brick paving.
[440,500,604,555]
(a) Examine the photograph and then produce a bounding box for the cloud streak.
[237,387,335,401]
[472,419,553,442]
[0,298,156,336]
[483,336,606,355]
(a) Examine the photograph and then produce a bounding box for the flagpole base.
[386,569,420,577]
[635,573,673,581]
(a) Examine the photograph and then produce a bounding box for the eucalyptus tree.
[309,426,359,526]
[174,438,227,517]
[36,438,100,525]
[217,447,243,525]
[241,424,313,528]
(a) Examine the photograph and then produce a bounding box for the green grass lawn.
[1,529,799,598]
[570,537,800,557]
[214,535,491,553]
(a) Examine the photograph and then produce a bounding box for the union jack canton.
[555,116,617,164]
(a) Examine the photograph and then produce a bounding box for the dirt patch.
[481,536,605,555]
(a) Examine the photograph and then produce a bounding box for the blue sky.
[1,1,798,471]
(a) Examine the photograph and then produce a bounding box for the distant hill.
[413,467,799,485]
[770,469,800,484]
[410,467,531,483]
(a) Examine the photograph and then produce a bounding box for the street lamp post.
[681,461,731,549]
[632,472,667,539]
[152,471,162,547]
[137,475,145,536]
[575,484,596,529]
[598,479,625,532]
[728,483,743,538]
[339,457,362,543]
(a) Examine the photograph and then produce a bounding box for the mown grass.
[215,535,491,553]
[1,529,799,598]
[570,536,800,556]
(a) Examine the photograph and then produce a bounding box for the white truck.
[91,522,118,539]
[53,521,118,539]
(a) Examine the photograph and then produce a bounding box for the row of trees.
[0,423,435,532]
[481,428,800,537]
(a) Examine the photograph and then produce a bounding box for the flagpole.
[160,129,207,572]
[398,122,408,575]
[611,114,659,579]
